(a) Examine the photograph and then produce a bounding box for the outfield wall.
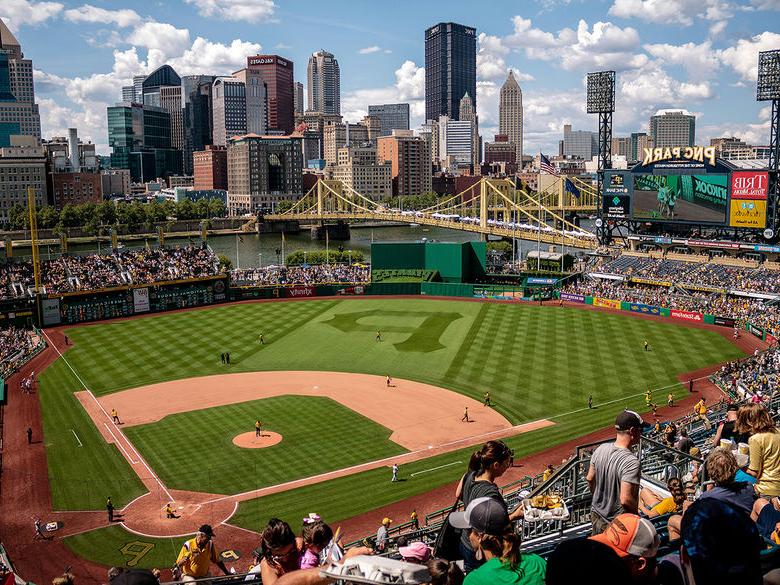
[559,292,743,331]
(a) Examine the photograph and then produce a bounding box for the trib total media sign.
[730,171,769,229]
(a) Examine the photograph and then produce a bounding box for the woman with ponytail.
[454,440,523,572]
[448,497,546,585]
[427,558,465,585]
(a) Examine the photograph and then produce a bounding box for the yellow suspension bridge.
[263,176,600,249]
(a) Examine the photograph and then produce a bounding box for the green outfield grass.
[124,395,406,494]
[41,298,744,517]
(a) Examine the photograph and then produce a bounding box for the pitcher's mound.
[232,431,283,449]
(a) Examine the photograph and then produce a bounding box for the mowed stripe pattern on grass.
[67,300,338,395]
[38,360,147,510]
[443,304,739,422]
[123,395,408,495]
[44,299,743,513]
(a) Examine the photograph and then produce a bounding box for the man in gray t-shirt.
[586,409,644,534]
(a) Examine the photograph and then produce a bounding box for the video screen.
[632,174,728,224]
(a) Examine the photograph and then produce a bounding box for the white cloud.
[169,37,262,75]
[645,41,720,81]
[708,20,727,38]
[394,60,425,101]
[506,16,558,48]
[127,22,191,58]
[0,0,63,31]
[619,62,714,109]
[608,0,732,26]
[748,0,780,9]
[184,0,276,23]
[699,106,771,145]
[719,31,780,81]
[64,4,141,28]
[358,46,381,54]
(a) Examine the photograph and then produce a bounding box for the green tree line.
[6,198,227,233]
[285,249,365,266]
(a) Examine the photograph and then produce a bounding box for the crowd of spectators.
[597,254,780,294]
[0,246,220,296]
[561,277,780,338]
[0,326,43,377]
[231,264,370,287]
[713,348,780,401]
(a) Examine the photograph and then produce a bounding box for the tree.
[217,253,232,271]
[98,200,117,225]
[59,204,81,228]
[208,197,226,218]
[176,199,196,220]
[7,204,28,230]
[37,206,59,229]
[276,200,294,213]
[194,198,209,219]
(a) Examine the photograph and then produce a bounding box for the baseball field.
[29,297,744,569]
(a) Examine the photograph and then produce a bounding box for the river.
[30,221,595,267]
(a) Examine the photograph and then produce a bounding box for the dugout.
[371,241,486,283]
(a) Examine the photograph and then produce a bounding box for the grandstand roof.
[728,159,770,169]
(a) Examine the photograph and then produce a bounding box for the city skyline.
[1,0,778,156]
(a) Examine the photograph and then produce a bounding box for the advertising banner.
[561,292,586,303]
[731,171,769,200]
[747,323,765,340]
[729,199,767,229]
[754,244,780,253]
[767,334,777,346]
[286,286,316,298]
[685,284,728,294]
[712,315,736,327]
[337,285,365,296]
[41,298,61,326]
[687,239,741,249]
[527,277,557,285]
[604,172,632,219]
[629,277,672,287]
[593,297,621,310]
[628,302,662,316]
[132,288,150,313]
[670,309,703,322]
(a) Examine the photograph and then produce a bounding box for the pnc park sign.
[641,146,717,167]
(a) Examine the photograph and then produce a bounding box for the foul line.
[70,428,83,447]
[410,461,462,477]
[41,329,173,503]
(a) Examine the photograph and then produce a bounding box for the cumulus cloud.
[719,31,780,81]
[477,33,534,82]
[698,105,771,146]
[127,22,191,59]
[645,41,720,81]
[184,0,276,23]
[608,0,732,26]
[0,0,63,31]
[64,4,141,28]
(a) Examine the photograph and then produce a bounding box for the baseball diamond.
[0,295,746,574]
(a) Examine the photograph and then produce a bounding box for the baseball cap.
[382,517,392,525]
[589,513,659,558]
[615,409,648,431]
[198,524,215,538]
[111,570,159,585]
[398,541,431,562]
[448,497,510,535]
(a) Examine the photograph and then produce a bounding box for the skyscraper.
[0,18,41,146]
[424,22,477,122]
[237,55,294,134]
[563,124,597,160]
[368,103,410,137]
[211,77,247,147]
[458,93,479,169]
[182,75,215,176]
[649,110,695,148]
[499,70,523,167]
[232,66,267,136]
[307,50,340,114]
[294,82,304,116]
[377,131,432,196]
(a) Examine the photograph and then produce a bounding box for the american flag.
[539,153,557,175]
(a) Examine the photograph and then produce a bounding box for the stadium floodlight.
[586,71,616,113]
[757,50,780,102]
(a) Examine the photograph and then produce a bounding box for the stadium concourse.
[1,246,779,584]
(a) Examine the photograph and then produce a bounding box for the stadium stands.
[231,264,370,286]
[0,326,44,378]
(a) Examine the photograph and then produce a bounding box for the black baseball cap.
[615,409,648,431]
[198,524,215,537]
[449,497,510,534]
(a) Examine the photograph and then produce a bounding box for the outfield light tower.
[757,49,780,241]
[587,70,616,245]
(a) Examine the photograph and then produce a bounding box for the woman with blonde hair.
[736,403,780,496]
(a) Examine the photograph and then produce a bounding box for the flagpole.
[281,232,285,266]
[236,233,240,270]
[326,230,330,265]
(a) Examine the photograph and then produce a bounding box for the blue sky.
[2,0,779,155]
